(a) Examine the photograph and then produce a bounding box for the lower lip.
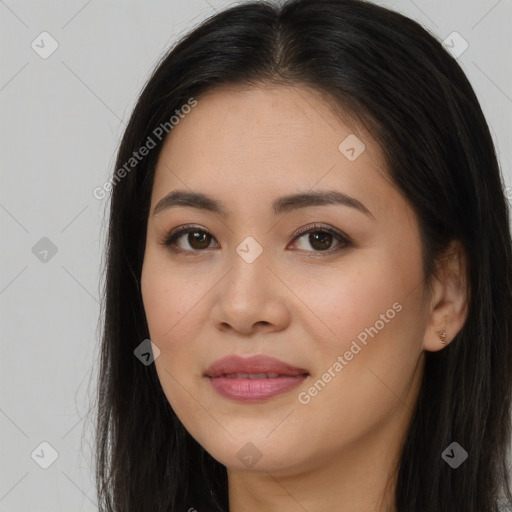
[208,375,308,402]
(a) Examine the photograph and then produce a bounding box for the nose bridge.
[209,222,293,333]
[224,235,271,299]
[212,234,282,322]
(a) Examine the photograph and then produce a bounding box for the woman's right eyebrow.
[153,189,375,221]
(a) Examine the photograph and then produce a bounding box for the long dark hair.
[93,0,512,510]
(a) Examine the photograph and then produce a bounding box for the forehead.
[151,84,387,195]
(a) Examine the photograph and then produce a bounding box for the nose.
[209,248,291,336]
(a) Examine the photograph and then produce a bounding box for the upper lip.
[204,355,309,377]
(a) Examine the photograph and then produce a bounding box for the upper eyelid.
[167,223,346,239]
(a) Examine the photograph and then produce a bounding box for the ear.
[423,239,469,352]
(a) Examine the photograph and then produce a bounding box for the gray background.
[1,0,511,510]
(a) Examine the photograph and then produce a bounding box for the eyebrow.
[153,189,375,220]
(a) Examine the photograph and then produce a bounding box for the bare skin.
[140,84,468,512]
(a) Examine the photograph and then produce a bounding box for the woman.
[94,0,512,510]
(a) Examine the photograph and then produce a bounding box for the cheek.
[298,253,410,351]
[142,276,203,385]
[141,266,205,425]
[141,254,210,390]
[294,309,421,459]
[296,250,425,423]
[141,254,203,342]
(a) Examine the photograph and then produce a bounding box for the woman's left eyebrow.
[153,189,375,221]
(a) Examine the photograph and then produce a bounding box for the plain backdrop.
[1,0,511,510]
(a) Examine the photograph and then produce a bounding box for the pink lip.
[204,354,309,402]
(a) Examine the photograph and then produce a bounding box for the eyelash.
[160,223,352,256]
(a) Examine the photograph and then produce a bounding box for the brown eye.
[162,226,219,253]
[291,224,351,253]
[162,223,351,255]
[186,230,212,250]
[306,231,334,251]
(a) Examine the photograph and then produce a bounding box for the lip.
[204,354,309,402]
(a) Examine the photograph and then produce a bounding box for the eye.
[290,223,351,253]
[160,223,351,255]
[161,225,219,254]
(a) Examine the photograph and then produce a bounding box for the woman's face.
[141,84,432,475]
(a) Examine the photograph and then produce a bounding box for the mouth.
[217,372,292,379]
[204,354,309,402]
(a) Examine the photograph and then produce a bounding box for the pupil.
[310,232,331,250]
[190,231,210,249]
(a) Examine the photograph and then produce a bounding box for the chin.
[193,436,310,475]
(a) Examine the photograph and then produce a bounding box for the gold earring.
[439,328,447,345]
